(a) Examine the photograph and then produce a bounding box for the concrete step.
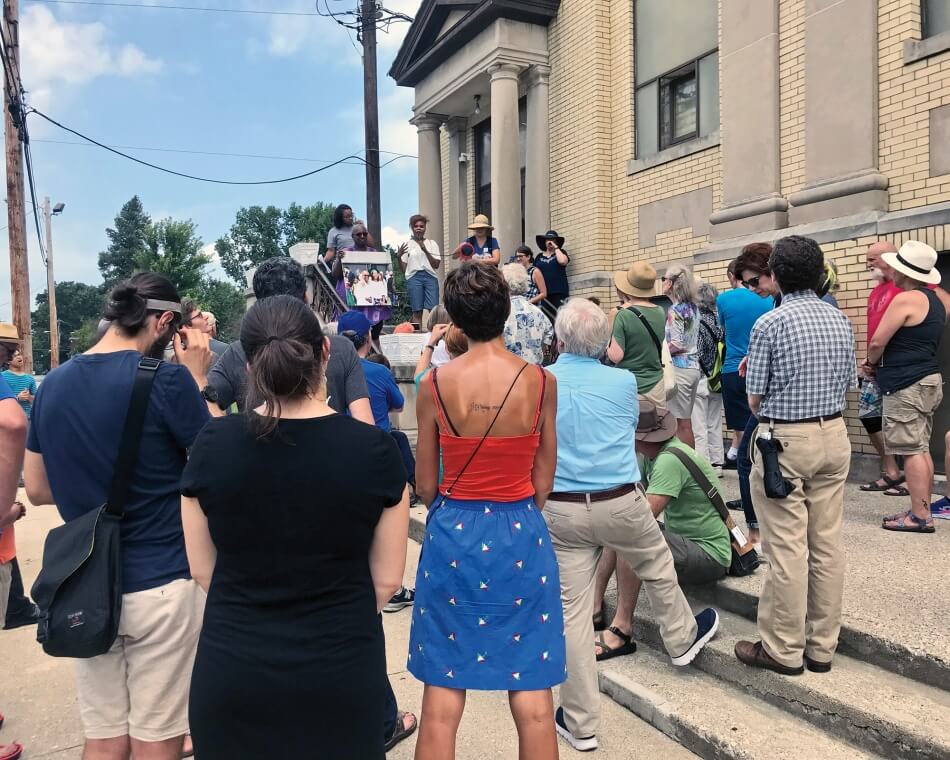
[630,604,950,760]
[598,644,880,760]
[686,576,950,692]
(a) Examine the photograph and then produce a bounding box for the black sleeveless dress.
[180,413,406,759]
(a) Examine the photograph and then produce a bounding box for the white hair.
[555,298,610,358]
[502,263,530,295]
[665,263,698,305]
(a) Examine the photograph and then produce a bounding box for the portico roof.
[389,0,560,87]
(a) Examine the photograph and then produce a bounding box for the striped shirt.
[745,291,857,420]
[2,370,36,418]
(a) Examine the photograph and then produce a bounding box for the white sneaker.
[555,707,598,752]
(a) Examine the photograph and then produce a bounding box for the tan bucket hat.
[614,261,658,298]
[467,214,494,231]
[0,322,21,344]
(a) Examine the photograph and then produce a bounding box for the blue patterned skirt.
[407,496,566,691]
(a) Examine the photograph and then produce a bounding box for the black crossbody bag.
[661,447,761,577]
[31,357,161,658]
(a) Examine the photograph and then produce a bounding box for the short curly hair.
[443,263,511,342]
[770,236,825,294]
[253,256,306,301]
[734,242,773,278]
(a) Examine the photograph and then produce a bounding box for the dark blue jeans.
[390,430,416,487]
[738,414,758,530]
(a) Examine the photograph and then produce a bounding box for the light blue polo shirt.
[548,353,641,493]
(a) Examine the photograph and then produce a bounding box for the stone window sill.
[627,131,720,176]
[904,31,950,65]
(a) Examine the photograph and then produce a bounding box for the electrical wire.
[24,0,322,17]
[27,106,373,185]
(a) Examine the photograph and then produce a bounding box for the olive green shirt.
[612,304,665,393]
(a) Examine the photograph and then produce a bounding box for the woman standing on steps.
[409,263,564,760]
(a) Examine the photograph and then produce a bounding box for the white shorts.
[75,578,205,742]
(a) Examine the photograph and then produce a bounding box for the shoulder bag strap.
[442,362,529,498]
[660,446,731,524]
[104,357,162,518]
[626,306,663,359]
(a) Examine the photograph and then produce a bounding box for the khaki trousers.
[543,489,697,739]
[751,417,850,668]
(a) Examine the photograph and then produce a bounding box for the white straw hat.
[882,240,941,285]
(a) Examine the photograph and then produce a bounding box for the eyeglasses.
[742,275,762,288]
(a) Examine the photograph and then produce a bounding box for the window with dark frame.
[923,0,950,38]
[634,0,718,160]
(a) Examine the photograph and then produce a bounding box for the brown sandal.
[595,626,637,662]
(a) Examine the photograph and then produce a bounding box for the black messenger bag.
[31,357,161,658]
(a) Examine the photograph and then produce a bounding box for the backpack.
[698,318,725,393]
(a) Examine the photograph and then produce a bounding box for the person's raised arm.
[397,242,409,273]
[554,246,569,266]
[421,240,441,270]
[175,328,224,418]
[531,371,558,509]
[369,486,410,612]
[414,375,442,506]
[181,496,216,592]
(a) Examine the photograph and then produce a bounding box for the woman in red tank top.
[408,263,564,760]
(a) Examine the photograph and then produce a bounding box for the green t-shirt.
[612,305,665,393]
[640,439,732,568]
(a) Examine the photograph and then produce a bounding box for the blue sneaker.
[671,608,719,667]
[931,496,950,516]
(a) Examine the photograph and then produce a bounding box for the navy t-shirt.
[361,358,404,432]
[27,351,210,593]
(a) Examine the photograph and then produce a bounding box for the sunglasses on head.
[742,275,762,288]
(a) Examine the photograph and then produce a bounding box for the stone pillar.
[413,113,445,271]
[709,0,786,240]
[788,0,887,224]
[445,117,469,273]
[488,62,523,256]
[524,64,551,241]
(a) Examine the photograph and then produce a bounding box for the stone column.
[412,113,445,272]
[524,64,551,241]
[709,0,786,240]
[445,117,469,270]
[488,62,523,256]
[788,0,887,224]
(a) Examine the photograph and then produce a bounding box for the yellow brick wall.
[779,0,806,197]
[547,0,615,283]
[879,0,950,210]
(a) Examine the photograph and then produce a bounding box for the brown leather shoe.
[734,640,804,675]
[804,655,832,673]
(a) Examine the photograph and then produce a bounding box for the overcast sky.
[1,0,422,318]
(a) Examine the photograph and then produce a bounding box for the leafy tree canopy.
[31,281,106,373]
[98,195,150,288]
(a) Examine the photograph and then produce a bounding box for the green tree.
[215,205,285,283]
[138,218,210,294]
[31,281,106,373]
[98,196,151,288]
[386,244,412,325]
[284,201,336,249]
[185,277,246,343]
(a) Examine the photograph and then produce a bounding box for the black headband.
[896,253,931,276]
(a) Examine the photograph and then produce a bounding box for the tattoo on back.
[470,402,502,413]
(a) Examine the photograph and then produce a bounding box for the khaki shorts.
[75,578,205,742]
[0,560,11,622]
[883,373,944,455]
[641,377,668,413]
[667,367,702,420]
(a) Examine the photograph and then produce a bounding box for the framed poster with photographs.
[338,251,394,308]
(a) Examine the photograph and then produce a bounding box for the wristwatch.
[200,385,219,404]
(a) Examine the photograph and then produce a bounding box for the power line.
[28,107,370,184]
[24,0,322,17]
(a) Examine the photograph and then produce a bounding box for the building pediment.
[389,0,560,87]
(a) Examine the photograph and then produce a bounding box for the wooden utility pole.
[42,197,59,368]
[2,0,31,372]
[361,0,382,247]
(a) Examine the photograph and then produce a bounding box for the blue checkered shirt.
[746,291,857,420]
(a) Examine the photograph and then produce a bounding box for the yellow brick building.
[390,0,950,459]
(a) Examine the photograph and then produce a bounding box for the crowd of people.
[0,214,946,759]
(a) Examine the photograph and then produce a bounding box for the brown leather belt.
[549,482,640,504]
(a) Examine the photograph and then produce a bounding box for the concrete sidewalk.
[1,497,694,759]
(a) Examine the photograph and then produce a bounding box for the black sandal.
[592,610,606,632]
[595,626,637,662]
[860,473,904,492]
[384,710,418,751]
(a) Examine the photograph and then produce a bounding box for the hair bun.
[110,284,140,303]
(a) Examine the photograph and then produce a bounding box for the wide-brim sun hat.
[882,240,941,285]
[536,230,565,250]
[467,214,494,231]
[614,261,658,299]
[635,399,677,443]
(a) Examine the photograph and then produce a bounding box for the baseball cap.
[338,310,372,336]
